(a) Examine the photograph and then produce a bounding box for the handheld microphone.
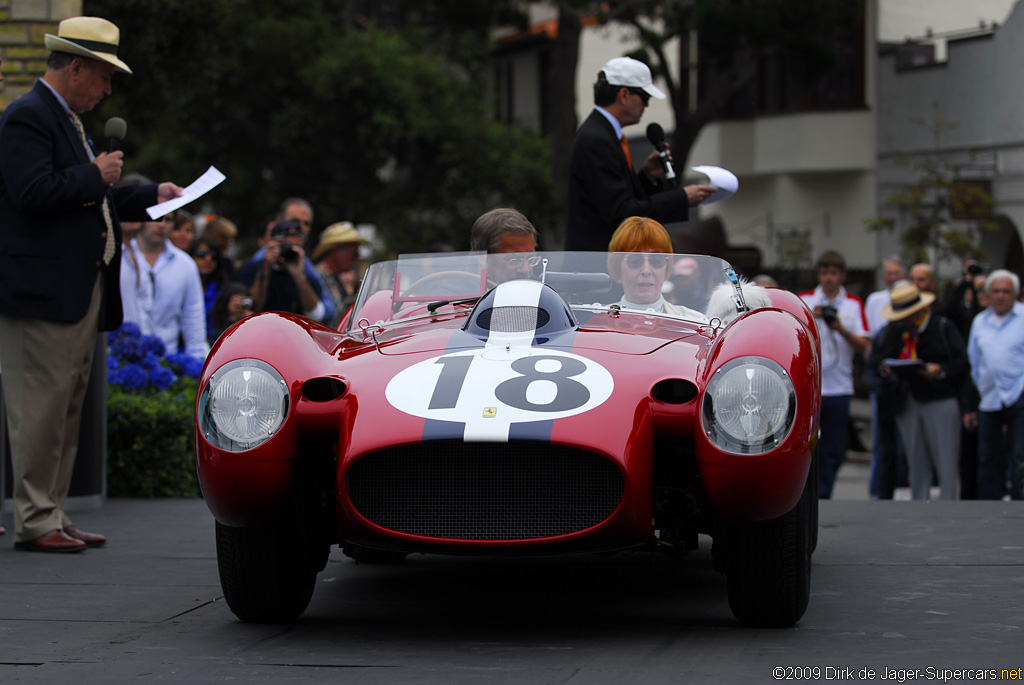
[645,123,676,182]
[105,117,126,153]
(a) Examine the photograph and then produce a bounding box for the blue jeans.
[977,391,1024,500]
[818,395,851,499]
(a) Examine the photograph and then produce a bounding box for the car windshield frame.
[345,251,739,332]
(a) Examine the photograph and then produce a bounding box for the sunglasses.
[624,253,669,269]
[502,254,542,268]
[628,88,651,104]
[193,249,214,259]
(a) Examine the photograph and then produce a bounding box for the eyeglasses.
[501,254,542,268]
[193,249,214,259]
[624,253,669,269]
[628,88,651,104]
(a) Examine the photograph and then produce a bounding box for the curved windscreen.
[345,251,739,332]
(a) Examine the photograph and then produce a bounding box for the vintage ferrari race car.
[195,251,820,627]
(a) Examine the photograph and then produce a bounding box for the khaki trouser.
[0,275,103,541]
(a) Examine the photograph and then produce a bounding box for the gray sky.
[879,0,1017,41]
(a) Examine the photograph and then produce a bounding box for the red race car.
[196,251,820,627]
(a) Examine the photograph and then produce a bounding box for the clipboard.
[883,358,925,379]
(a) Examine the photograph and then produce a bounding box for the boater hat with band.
[44,17,132,74]
[882,283,935,322]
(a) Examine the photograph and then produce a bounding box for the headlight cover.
[198,359,289,452]
[701,356,796,455]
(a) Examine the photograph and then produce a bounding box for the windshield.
[345,251,738,332]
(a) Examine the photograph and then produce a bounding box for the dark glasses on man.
[624,253,668,269]
[628,88,651,104]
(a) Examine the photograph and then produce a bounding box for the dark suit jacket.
[874,312,969,404]
[0,80,157,331]
[565,110,691,251]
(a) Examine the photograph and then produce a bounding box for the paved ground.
[5,399,1018,682]
[2,495,1021,682]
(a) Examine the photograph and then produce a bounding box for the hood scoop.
[464,280,577,342]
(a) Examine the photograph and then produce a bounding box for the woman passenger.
[607,217,706,320]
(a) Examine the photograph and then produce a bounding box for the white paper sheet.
[146,166,226,219]
[691,165,738,204]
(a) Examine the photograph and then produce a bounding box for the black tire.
[809,448,819,552]
[723,467,813,628]
[216,519,320,623]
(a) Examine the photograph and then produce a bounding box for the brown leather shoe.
[65,526,106,547]
[14,529,87,553]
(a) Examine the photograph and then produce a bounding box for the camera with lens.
[821,305,838,327]
[279,243,300,265]
[269,219,303,266]
[967,263,984,277]
[240,297,254,310]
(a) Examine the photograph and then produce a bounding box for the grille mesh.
[346,442,623,540]
[476,306,550,332]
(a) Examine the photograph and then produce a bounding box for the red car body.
[196,252,820,626]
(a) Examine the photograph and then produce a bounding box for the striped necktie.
[620,135,632,170]
[69,111,116,265]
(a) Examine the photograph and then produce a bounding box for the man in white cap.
[0,17,182,552]
[565,56,716,251]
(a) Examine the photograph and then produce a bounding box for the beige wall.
[0,0,82,111]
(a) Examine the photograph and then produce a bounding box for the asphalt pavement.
[4,399,1020,682]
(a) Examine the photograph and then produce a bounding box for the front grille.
[346,441,624,540]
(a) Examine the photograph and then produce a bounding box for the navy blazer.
[565,110,691,251]
[0,80,157,331]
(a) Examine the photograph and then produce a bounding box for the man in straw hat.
[312,222,369,329]
[874,282,969,500]
[0,17,183,552]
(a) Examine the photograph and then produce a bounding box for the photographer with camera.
[800,250,870,498]
[238,219,330,321]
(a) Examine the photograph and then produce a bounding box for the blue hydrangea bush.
[106,323,204,497]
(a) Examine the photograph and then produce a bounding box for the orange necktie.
[620,135,632,170]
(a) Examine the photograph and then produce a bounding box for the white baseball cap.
[602,57,665,100]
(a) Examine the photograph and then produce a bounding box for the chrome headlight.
[701,357,795,455]
[198,359,289,452]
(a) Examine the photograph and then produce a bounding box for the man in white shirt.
[120,214,209,359]
[966,270,1024,500]
[799,250,870,498]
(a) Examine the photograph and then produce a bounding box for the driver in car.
[470,208,540,284]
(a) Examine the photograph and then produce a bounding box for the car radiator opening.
[346,441,624,540]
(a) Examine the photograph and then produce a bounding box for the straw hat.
[312,222,368,261]
[45,17,132,74]
[882,283,935,322]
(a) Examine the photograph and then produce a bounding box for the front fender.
[195,312,349,527]
[695,308,820,522]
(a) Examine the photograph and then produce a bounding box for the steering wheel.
[402,271,482,297]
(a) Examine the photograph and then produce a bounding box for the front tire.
[217,507,325,618]
[722,467,813,627]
